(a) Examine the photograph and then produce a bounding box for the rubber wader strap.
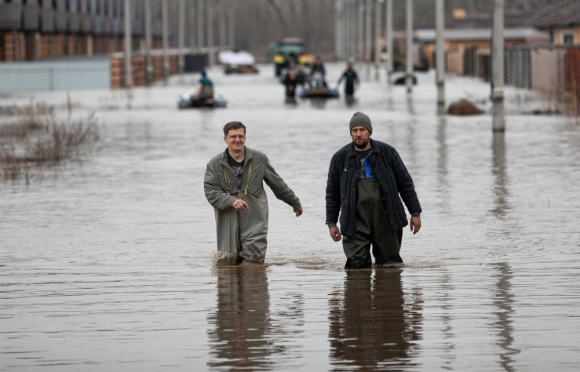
[244,149,253,195]
[220,152,229,185]
[221,150,252,195]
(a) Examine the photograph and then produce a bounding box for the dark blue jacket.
[326,139,422,238]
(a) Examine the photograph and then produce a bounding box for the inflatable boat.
[177,89,227,109]
[298,87,340,99]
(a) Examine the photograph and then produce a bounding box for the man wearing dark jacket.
[325,112,422,269]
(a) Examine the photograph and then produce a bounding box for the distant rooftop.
[523,0,580,29]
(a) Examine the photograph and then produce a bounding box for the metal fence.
[505,45,580,104]
[506,46,531,89]
[0,57,110,94]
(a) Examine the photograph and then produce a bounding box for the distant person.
[337,62,359,98]
[310,56,328,89]
[325,112,422,269]
[204,121,303,266]
[192,70,214,102]
[295,64,308,86]
[282,69,303,100]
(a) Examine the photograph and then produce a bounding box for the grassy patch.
[0,102,99,182]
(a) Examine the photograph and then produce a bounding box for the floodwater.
[2,63,580,371]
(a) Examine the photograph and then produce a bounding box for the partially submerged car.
[272,37,313,76]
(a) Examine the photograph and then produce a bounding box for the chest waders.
[342,178,403,269]
[214,150,269,265]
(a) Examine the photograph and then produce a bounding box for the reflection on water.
[328,269,422,371]
[436,116,451,214]
[493,262,519,371]
[492,132,510,217]
[309,98,328,108]
[438,269,457,368]
[406,95,415,115]
[207,266,274,370]
[207,267,305,371]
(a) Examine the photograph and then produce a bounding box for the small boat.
[177,89,227,109]
[298,87,340,99]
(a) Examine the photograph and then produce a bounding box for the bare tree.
[265,0,291,36]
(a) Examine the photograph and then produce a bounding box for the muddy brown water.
[2,64,580,371]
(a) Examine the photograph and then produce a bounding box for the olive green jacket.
[204,147,301,211]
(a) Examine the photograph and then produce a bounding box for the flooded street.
[2,63,580,371]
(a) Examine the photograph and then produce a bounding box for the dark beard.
[353,138,370,150]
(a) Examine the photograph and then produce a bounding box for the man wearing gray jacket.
[204,121,303,265]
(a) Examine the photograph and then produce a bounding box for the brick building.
[0,0,163,63]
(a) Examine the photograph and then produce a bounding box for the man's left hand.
[410,216,421,235]
[294,207,303,217]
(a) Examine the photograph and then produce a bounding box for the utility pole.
[144,0,152,85]
[228,0,235,49]
[219,0,227,48]
[492,0,505,131]
[435,0,445,107]
[386,0,393,84]
[358,1,364,62]
[405,0,413,94]
[375,0,382,80]
[207,0,214,65]
[345,0,351,58]
[178,0,185,74]
[197,0,204,48]
[365,0,372,69]
[162,0,169,84]
[189,0,196,49]
[124,0,132,89]
[335,0,342,61]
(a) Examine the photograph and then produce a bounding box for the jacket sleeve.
[263,155,302,210]
[325,152,341,224]
[389,148,422,215]
[337,71,345,85]
[204,163,237,211]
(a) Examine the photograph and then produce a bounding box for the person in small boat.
[192,70,214,103]
[310,56,327,88]
[337,62,360,98]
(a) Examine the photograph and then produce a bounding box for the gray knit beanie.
[349,112,372,133]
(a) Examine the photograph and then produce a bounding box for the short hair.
[223,121,246,137]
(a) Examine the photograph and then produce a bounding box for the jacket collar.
[220,146,252,164]
[347,138,380,157]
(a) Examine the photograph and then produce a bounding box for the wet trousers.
[215,190,269,264]
[342,178,403,269]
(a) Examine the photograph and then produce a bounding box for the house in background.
[415,28,549,79]
[523,0,580,46]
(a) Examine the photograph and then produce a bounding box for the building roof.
[523,0,580,29]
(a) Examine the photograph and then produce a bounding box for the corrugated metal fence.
[504,45,580,112]
[506,46,531,89]
[0,57,110,94]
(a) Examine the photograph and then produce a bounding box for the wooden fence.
[110,54,179,89]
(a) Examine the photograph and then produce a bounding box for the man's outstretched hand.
[329,226,342,242]
[410,216,421,235]
[294,207,303,217]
